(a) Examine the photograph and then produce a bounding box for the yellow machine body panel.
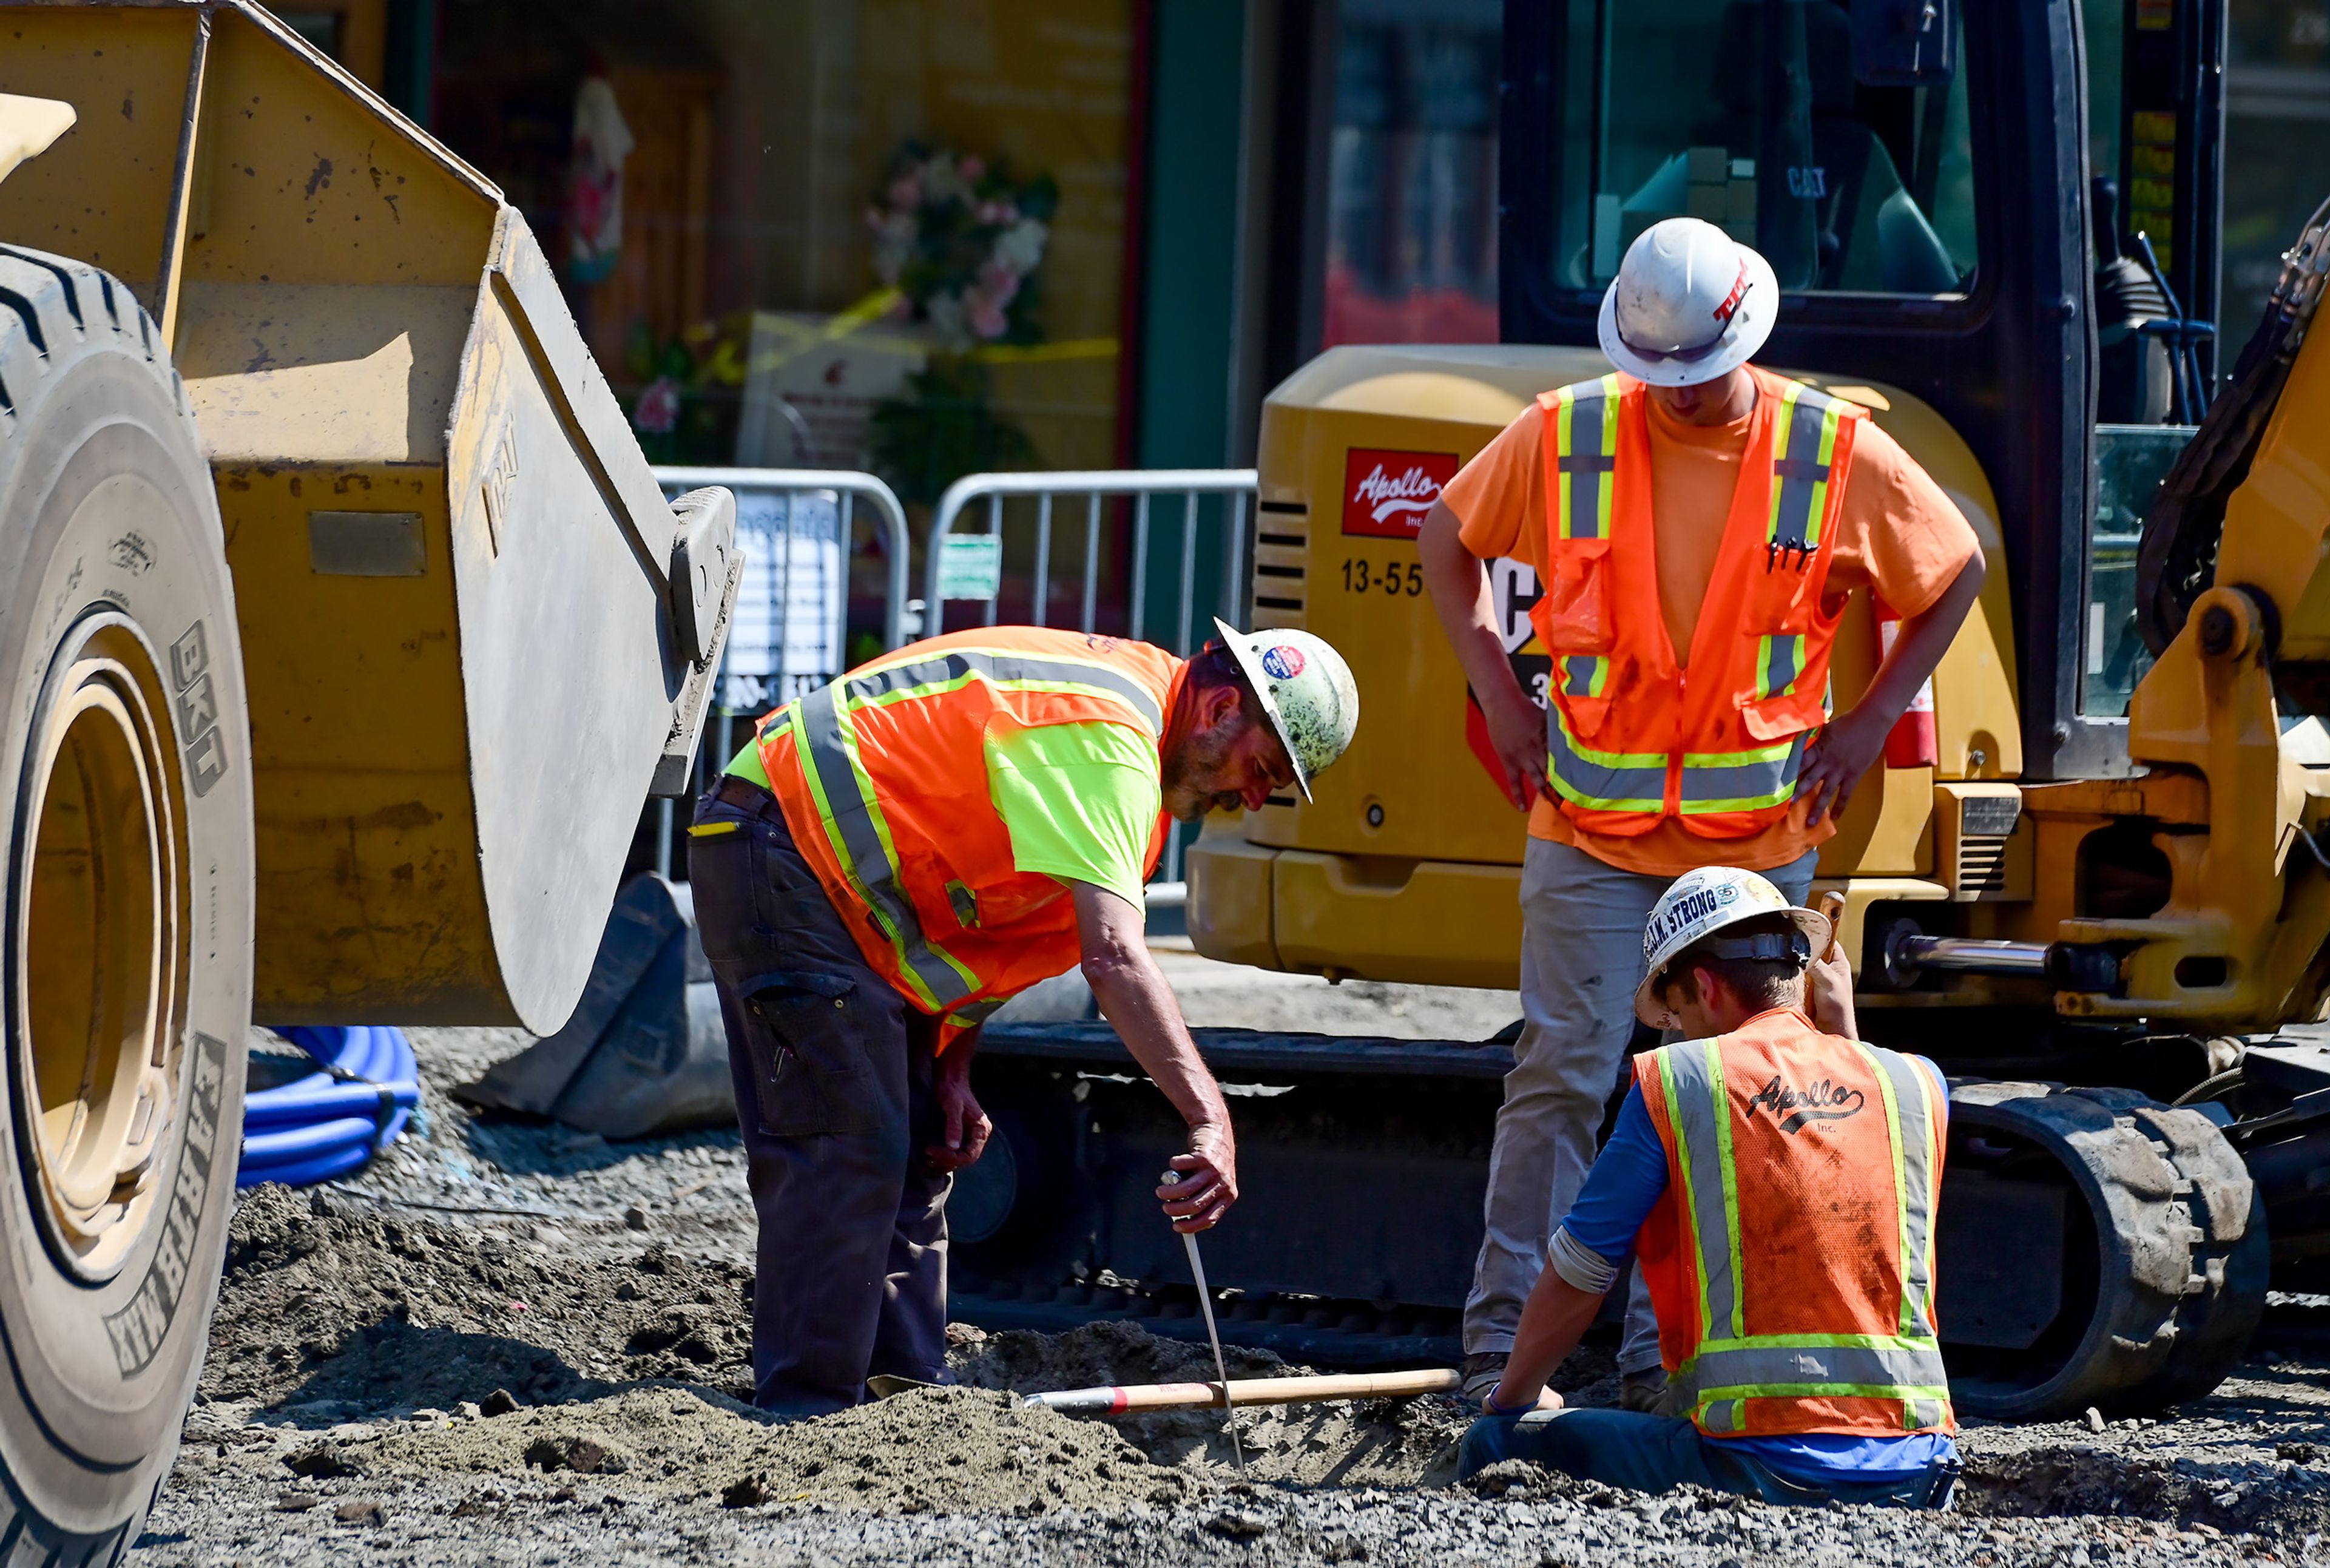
[0,3,731,1029]
[1190,343,2022,990]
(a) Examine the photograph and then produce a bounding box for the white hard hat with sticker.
[1212,618,1359,801]
[1599,217,1778,388]
[1633,865,1833,1028]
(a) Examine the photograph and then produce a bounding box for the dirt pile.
[208,1184,755,1413]
[338,1384,1193,1514]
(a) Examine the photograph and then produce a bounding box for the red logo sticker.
[1260,645,1306,680]
[1341,448,1459,538]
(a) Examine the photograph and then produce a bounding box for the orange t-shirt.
[1439,378,1979,877]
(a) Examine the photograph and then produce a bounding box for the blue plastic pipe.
[235,1024,419,1189]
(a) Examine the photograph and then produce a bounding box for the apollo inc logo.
[1340,448,1459,538]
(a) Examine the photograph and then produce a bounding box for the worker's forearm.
[1420,502,1532,717]
[1495,1268,1607,1405]
[1085,953,1229,1132]
[1842,556,1985,729]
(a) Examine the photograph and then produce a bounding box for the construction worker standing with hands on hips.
[1419,216,1985,1411]
[687,620,1359,1416]
[1460,867,1957,1507]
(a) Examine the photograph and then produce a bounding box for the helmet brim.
[1212,616,1314,802]
[1597,243,1779,388]
[1631,903,1834,1030]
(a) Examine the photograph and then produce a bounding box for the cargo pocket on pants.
[738,970,871,1137]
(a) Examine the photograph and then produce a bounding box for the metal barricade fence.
[650,467,914,874]
[924,468,1261,890]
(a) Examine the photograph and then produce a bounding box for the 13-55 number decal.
[1340,558,1424,597]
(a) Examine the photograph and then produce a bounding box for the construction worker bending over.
[1419,215,1984,1410]
[688,621,1359,1416]
[1459,867,1956,1509]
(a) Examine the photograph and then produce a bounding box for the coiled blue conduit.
[235,1025,419,1189]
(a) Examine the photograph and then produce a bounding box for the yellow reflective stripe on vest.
[1655,1037,1948,1427]
[1658,1041,1744,1343]
[1765,382,1848,558]
[1855,1042,1943,1339]
[1546,705,1667,813]
[1752,632,1805,702]
[1561,655,1610,701]
[1677,733,1811,815]
[786,647,1166,1015]
[1554,374,1622,542]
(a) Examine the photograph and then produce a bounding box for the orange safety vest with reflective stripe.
[1531,364,1865,837]
[755,627,1183,1047]
[1632,1009,1954,1440]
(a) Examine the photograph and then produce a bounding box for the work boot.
[1619,1367,1670,1414]
[1460,1351,1510,1409]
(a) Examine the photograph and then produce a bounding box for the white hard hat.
[1598,218,1778,388]
[1212,618,1358,801]
[1633,865,1832,1029]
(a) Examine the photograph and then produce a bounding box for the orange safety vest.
[1532,364,1865,837]
[756,627,1183,1047]
[1632,1009,1954,1440]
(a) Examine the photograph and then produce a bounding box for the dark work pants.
[687,776,951,1416]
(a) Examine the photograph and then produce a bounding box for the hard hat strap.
[1689,931,1811,967]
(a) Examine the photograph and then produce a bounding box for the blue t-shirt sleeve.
[1559,1084,1670,1262]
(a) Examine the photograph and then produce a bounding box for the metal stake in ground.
[1166,1171,1244,1469]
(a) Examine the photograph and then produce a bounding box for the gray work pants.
[1462,839,1817,1372]
[689,777,951,1417]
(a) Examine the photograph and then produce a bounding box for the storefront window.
[1549,0,1977,296]
[1322,0,1502,347]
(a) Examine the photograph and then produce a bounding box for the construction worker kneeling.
[1458,867,1957,1509]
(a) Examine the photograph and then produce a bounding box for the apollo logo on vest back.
[1461,556,1554,792]
[1746,1074,1867,1134]
[1340,448,1459,538]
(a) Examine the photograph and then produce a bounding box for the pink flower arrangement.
[864,143,1059,351]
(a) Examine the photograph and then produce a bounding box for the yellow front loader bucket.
[0,2,738,1030]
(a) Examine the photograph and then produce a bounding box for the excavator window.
[1548,0,1976,296]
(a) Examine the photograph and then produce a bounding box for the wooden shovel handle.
[1815,890,1847,964]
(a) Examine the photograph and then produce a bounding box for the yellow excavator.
[964,0,2330,1428]
[0,4,734,1556]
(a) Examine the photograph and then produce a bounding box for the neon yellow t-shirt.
[724,719,1161,907]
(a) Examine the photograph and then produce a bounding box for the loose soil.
[136,1020,2330,1566]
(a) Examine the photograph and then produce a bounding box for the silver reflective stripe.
[1678,734,1810,808]
[1547,711,1668,809]
[1769,384,1838,549]
[1563,655,1603,700]
[949,998,1005,1026]
[1558,381,1617,541]
[845,650,1164,735]
[1700,1399,1742,1434]
[1661,1041,1742,1339]
[1686,1339,1951,1395]
[1907,1397,1947,1428]
[795,684,978,1013]
[1760,632,1801,699]
[1865,1044,1942,1339]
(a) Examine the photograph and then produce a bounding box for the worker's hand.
[1796,709,1886,828]
[1485,1379,1564,1415]
[1807,945,1858,1039]
[1158,1121,1238,1232]
[925,1050,991,1172]
[1481,686,1550,813]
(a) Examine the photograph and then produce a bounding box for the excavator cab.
[1091,0,2317,1419]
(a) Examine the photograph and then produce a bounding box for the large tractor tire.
[0,248,253,1561]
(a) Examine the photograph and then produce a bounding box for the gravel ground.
[131,969,2330,1567]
